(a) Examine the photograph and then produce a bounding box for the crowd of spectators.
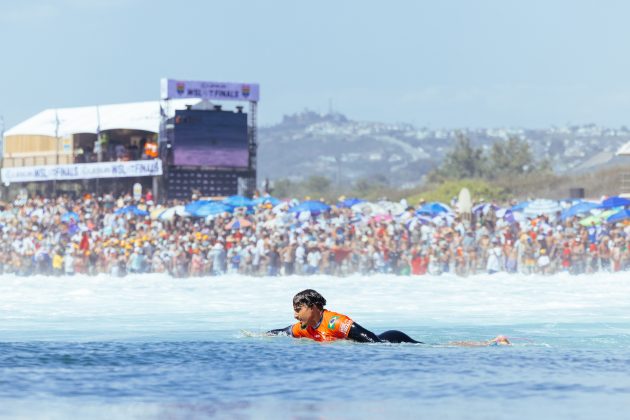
[1,193,629,278]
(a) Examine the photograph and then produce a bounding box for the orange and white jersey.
[144,141,158,158]
[291,309,353,342]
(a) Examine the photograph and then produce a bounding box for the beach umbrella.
[351,202,387,216]
[225,217,253,230]
[561,201,600,220]
[191,202,233,217]
[338,197,365,208]
[289,200,331,215]
[115,205,149,216]
[523,199,562,217]
[394,209,415,223]
[61,211,80,223]
[370,214,393,223]
[150,206,166,220]
[510,201,529,212]
[159,205,190,221]
[223,195,254,208]
[416,202,451,216]
[607,208,630,223]
[579,210,617,226]
[272,202,290,214]
[376,200,406,216]
[185,200,214,214]
[406,214,433,228]
[252,196,281,206]
[599,196,630,209]
[133,207,149,216]
[495,208,517,224]
[432,213,454,226]
[297,210,312,221]
[472,203,499,215]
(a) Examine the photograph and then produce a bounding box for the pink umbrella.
[371,214,393,223]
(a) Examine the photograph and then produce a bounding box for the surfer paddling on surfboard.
[267,289,510,345]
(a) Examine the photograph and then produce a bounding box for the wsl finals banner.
[161,79,260,102]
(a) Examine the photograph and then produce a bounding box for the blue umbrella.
[599,196,630,209]
[523,199,562,217]
[607,208,630,223]
[406,214,433,226]
[223,195,254,207]
[61,211,79,223]
[472,203,499,215]
[115,205,149,216]
[561,201,600,220]
[337,198,365,208]
[192,202,233,217]
[288,200,331,215]
[496,208,516,224]
[252,196,281,206]
[510,201,530,212]
[416,202,451,216]
[185,200,214,214]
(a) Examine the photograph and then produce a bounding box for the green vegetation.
[410,134,554,203]
[429,133,550,183]
[268,134,624,203]
[428,133,486,181]
[406,179,507,206]
[269,174,398,202]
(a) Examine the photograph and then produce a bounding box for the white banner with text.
[1,160,163,184]
[161,78,259,102]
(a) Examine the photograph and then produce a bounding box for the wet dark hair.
[293,289,326,311]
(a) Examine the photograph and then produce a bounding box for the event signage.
[161,78,260,102]
[1,160,163,184]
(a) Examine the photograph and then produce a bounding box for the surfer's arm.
[347,322,382,343]
[266,325,293,337]
[448,335,510,347]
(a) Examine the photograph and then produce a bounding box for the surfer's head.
[293,289,326,328]
[293,289,326,311]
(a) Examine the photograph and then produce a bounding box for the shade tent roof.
[618,141,630,156]
[4,99,203,138]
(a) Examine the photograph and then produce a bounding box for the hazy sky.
[2,0,630,130]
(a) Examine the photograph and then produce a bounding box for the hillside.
[257,111,630,187]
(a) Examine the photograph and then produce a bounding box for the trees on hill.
[431,133,486,180]
[270,134,552,201]
[430,133,551,183]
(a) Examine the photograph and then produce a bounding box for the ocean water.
[1,272,630,419]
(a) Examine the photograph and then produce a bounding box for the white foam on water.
[1,271,629,340]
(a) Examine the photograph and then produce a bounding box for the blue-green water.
[1,273,629,419]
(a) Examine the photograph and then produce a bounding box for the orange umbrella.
[225,218,252,230]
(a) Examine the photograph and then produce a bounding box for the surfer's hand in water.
[447,335,511,347]
[487,335,511,346]
[266,325,293,336]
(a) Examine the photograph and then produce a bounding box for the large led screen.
[172,109,248,168]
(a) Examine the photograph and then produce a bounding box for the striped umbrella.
[523,199,562,217]
[225,218,253,230]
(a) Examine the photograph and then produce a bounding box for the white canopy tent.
[4,98,203,138]
[617,141,630,156]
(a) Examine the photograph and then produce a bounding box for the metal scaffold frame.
[247,100,258,193]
